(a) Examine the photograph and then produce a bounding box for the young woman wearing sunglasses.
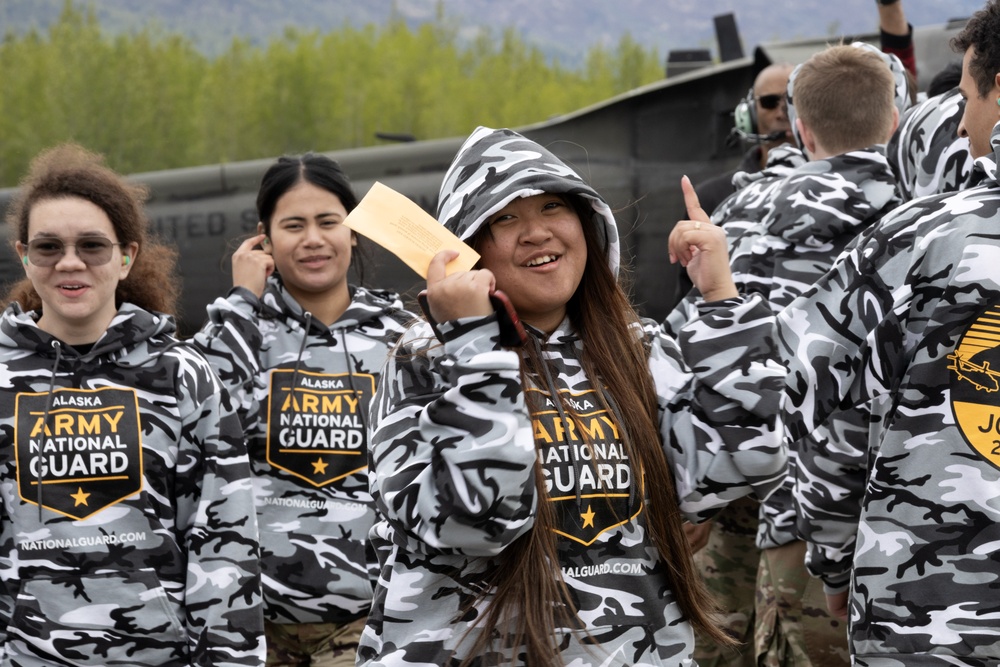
[0,143,265,666]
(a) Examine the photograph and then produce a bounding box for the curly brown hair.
[4,143,179,317]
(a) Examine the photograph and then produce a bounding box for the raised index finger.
[681,175,711,224]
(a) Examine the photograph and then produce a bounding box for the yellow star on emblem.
[581,504,595,529]
[311,458,329,475]
[71,487,91,507]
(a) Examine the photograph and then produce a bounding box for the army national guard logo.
[15,387,143,520]
[530,388,642,546]
[266,369,374,487]
[948,304,1000,470]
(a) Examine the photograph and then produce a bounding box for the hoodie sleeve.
[649,294,787,521]
[188,288,265,430]
[368,317,538,557]
[172,347,265,667]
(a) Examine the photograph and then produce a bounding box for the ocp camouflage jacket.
[0,303,264,667]
[357,126,787,667]
[780,122,1000,665]
[192,280,414,625]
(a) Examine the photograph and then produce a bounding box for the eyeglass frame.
[20,236,128,268]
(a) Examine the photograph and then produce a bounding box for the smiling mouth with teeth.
[526,255,558,267]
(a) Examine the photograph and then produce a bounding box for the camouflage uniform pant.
[265,618,367,667]
[693,495,760,667]
[755,540,850,667]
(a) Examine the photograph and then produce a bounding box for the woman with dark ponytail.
[358,127,787,667]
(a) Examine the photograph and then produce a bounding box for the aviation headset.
[733,87,759,138]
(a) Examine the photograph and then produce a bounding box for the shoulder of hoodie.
[875,175,1000,238]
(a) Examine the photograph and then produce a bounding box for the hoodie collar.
[972,121,1000,185]
[761,147,899,244]
[436,126,621,276]
[259,274,402,332]
[0,302,173,359]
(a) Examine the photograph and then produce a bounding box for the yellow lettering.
[599,415,620,439]
[321,395,342,413]
[580,417,606,441]
[78,414,101,435]
[102,411,124,432]
[54,413,74,435]
[533,420,554,444]
[29,418,49,438]
[301,393,319,413]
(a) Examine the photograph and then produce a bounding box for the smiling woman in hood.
[358,127,788,667]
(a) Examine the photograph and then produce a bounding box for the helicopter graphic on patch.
[948,304,1000,467]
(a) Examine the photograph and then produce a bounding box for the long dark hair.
[4,143,179,316]
[256,152,370,285]
[461,195,728,665]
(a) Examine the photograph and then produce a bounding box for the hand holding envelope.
[344,182,526,346]
[343,181,480,278]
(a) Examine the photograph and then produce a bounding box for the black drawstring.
[289,312,313,408]
[37,340,63,522]
[339,329,368,445]
[598,387,637,510]
[531,335,585,511]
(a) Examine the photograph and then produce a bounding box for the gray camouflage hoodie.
[0,302,264,667]
[780,121,1000,665]
[192,278,414,624]
[358,127,787,667]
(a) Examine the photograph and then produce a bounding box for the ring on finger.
[695,221,702,231]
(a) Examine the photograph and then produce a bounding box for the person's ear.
[797,118,817,158]
[257,222,273,254]
[120,242,139,277]
[15,242,28,270]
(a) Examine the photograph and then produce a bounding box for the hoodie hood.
[436,126,621,275]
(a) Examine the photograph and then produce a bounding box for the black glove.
[877,0,900,5]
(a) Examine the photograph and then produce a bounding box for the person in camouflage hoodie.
[357,126,787,667]
[191,154,416,667]
[670,43,907,667]
[0,144,264,666]
[781,4,1000,663]
[886,85,974,202]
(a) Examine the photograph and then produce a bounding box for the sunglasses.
[757,94,786,110]
[24,237,124,267]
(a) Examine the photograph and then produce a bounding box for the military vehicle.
[0,15,968,335]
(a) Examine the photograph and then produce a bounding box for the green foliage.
[0,2,664,186]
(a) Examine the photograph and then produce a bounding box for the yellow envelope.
[343,181,480,278]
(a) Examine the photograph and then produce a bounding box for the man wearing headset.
[694,63,796,221]
[667,63,794,313]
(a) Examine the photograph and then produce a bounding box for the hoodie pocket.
[7,569,187,666]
